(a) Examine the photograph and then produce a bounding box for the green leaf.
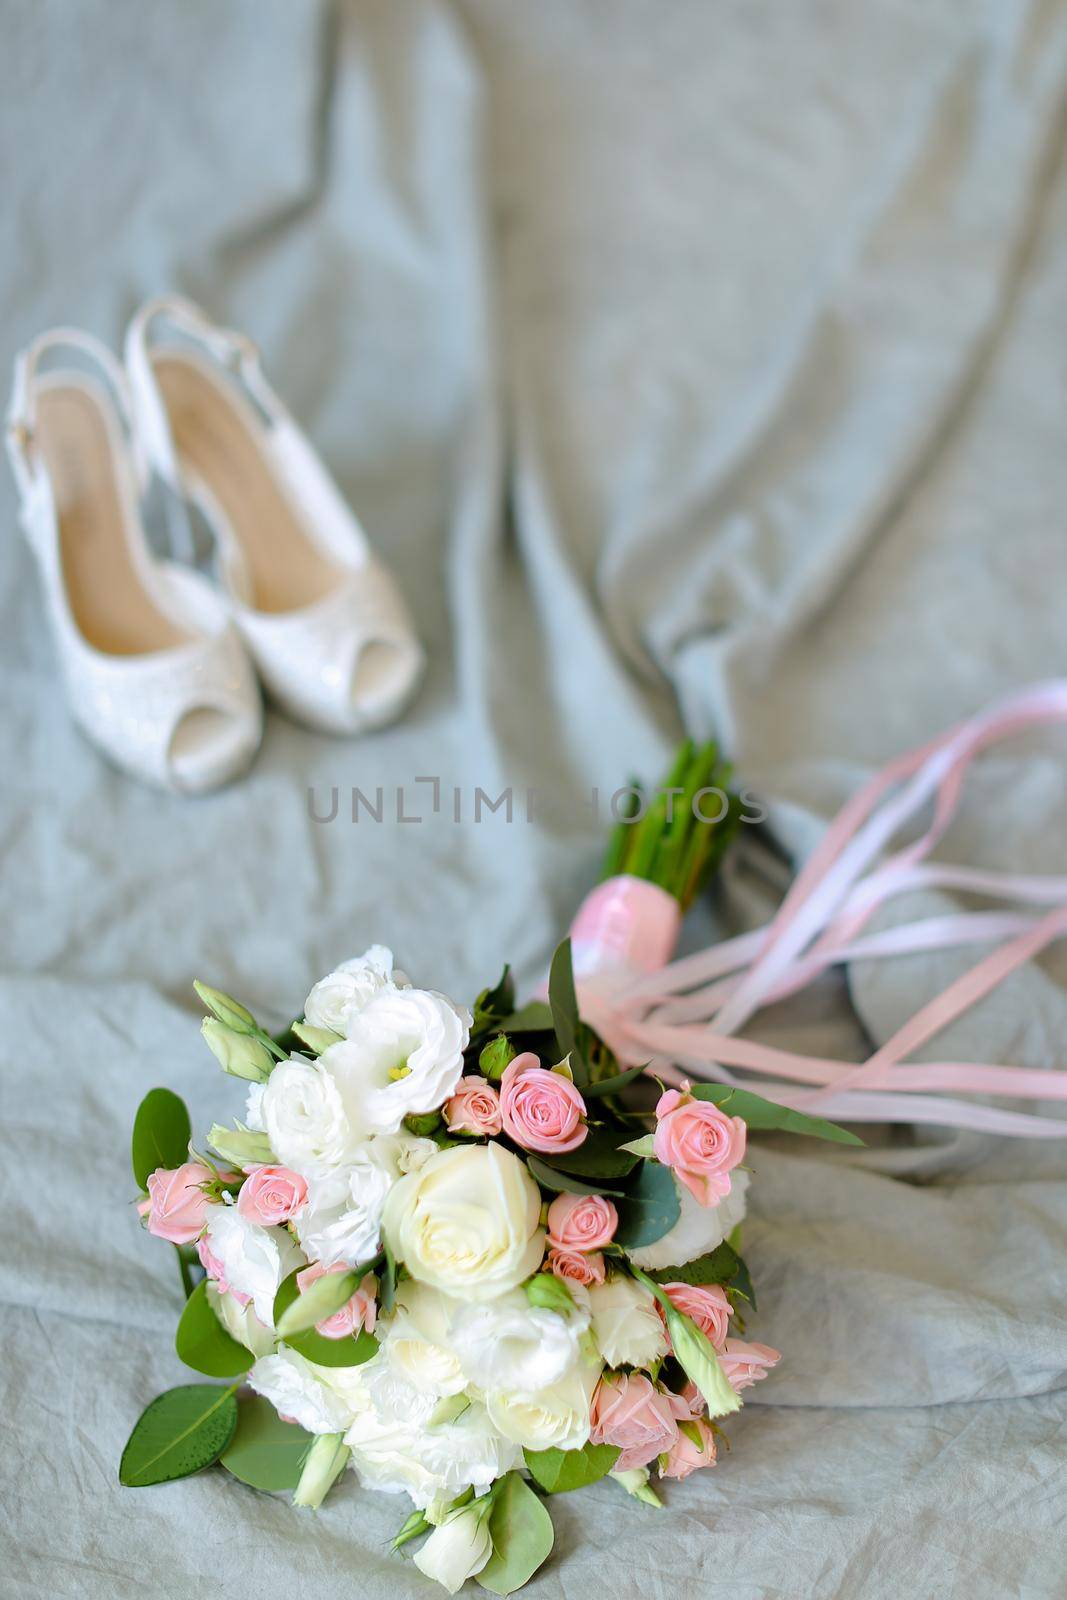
[501,1001,555,1035]
[548,939,586,1087]
[270,1269,379,1366]
[524,1440,620,1494]
[614,1161,681,1248]
[648,1241,740,1289]
[275,1268,361,1339]
[380,1240,398,1315]
[583,1063,648,1099]
[687,1083,864,1145]
[728,1252,757,1311]
[174,1279,253,1377]
[220,1394,313,1491]
[476,1471,555,1595]
[131,1088,192,1190]
[119,1384,238,1487]
[539,1125,638,1180]
[473,965,517,1034]
[526,1155,625,1199]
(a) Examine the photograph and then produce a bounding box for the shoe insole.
[36,383,189,656]
[152,354,340,615]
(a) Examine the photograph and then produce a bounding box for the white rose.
[260,1055,361,1177]
[587,1274,668,1369]
[383,1143,545,1302]
[381,1281,467,1397]
[206,1280,274,1357]
[295,1134,436,1268]
[626,1169,749,1271]
[413,1503,493,1594]
[203,1205,303,1326]
[344,1355,520,1513]
[249,1347,358,1435]
[486,1362,597,1452]
[324,987,470,1136]
[450,1290,586,1393]
[304,945,406,1035]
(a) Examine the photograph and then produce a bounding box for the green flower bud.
[404,1110,443,1137]
[292,1021,341,1056]
[524,1272,576,1316]
[479,1033,515,1082]
[207,1123,274,1168]
[201,1019,273,1082]
[292,1433,350,1509]
[193,981,257,1034]
[611,1467,663,1507]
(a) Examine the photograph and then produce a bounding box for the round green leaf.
[524,1441,620,1494]
[175,1279,253,1377]
[119,1384,238,1487]
[220,1395,313,1491]
[131,1088,192,1190]
[543,1127,638,1180]
[614,1160,681,1248]
[476,1472,554,1595]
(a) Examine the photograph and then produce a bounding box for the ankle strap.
[6,327,141,505]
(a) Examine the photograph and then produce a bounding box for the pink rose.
[444,1076,503,1137]
[296,1262,378,1339]
[197,1235,250,1306]
[720,1339,780,1392]
[653,1086,746,1206]
[236,1165,308,1226]
[678,1380,706,1416]
[499,1053,587,1154]
[546,1192,617,1252]
[660,1416,717,1480]
[589,1372,680,1472]
[548,1247,606,1287]
[659,1281,732,1351]
[142,1162,215,1245]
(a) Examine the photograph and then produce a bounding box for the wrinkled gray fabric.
[3,1,1067,1595]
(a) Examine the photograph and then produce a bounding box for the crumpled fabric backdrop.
[3,1,1067,1595]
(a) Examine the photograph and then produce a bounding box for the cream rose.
[486,1362,597,1452]
[382,1143,545,1302]
[295,1133,436,1268]
[588,1274,669,1370]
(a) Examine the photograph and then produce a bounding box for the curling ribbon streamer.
[572,680,1067,1138]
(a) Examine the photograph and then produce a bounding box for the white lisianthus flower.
[587,1274,668,1369]
[296,1134,437,1268]
[249,1348,359,1435]
[450,1290,586,1393]
[383,1143,545,1302]
[343,1355,520,1513]
[259,1055,362,1177]
[381,1281,467,1397]
[486,1361,597,1452]
[324,987,470,1137]
[202,1205,303,1327]
[413,1502,493,1594]
[626,1169,749,1271]
[205,1281,274,1357]
[244,1081,267,1132]
[304,946,407,1036]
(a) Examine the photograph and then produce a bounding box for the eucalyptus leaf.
[524,1440,620,1494]
[476,1471,555,1595]
[614,1161,681,1248]
[175,1279,253,1377]
[687,1083,864,1146]
[131,1088,192,1190]
[540,1126,637,1180]
[274,1268,361,1339]
[526,1155,625,1199]
[220,1394,313,1491]
[119,1383,238,1487]
[648,1241,739,1289]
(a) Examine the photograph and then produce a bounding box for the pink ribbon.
[572,681,1067,1137]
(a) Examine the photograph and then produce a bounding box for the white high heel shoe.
[5,329,262,793]
[124,297,424,735]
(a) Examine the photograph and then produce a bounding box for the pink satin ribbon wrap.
[571,681,1067,1138]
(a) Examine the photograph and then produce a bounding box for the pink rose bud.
[659,1281,732,1351]
[660,1415,718,1480]
[236,1165,309,1226]
[296,1262,378,1339]
[546,1192,617,1252]
[143,1162,215,1245]
[548,1246,606,1287]
[444,1076,503,1137]
[499,1052,588,1154]
[719,1339,780,1392]
[589,1371,681,1472]
[652,1086,746,1206]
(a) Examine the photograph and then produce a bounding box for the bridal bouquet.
[121,743,859,1594]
